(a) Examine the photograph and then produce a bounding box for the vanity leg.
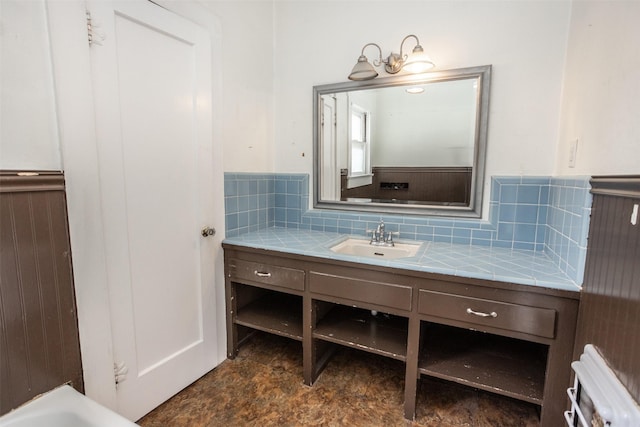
[303,294,313,385]
[539,300,579,426]
[403,316,421,420]
[224,275,239,359]
[305,299,335,385]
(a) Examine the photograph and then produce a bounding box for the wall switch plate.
[568,138,578,168]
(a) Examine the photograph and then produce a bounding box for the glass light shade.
[348,55,378,80]
[402,45,435,74]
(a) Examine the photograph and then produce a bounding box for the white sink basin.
[330,238,421,260]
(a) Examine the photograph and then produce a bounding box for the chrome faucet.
[367,220,398,246]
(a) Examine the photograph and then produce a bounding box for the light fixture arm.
[359,43,383,67]
[399,34,420,62]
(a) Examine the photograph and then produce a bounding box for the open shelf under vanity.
[419,322,547,405]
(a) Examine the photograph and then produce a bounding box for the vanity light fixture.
[348,34,435,81]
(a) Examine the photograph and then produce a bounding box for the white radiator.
[565,344,640,427]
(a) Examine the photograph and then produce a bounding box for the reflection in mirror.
[313,65,491,218]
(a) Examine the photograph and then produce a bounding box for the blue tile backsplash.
[224,173,592,285]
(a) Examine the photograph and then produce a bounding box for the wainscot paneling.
[340,166,471,204]
[574,175,640,402]
[0,171,83,415]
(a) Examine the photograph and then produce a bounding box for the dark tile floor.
[138,332,540,426]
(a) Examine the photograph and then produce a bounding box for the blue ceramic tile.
[513,241,536,251]
[499,204,517,222]
[520,177,550,185]
[517,186,541,204]
[514,224,536,242]
[224,180,237,197]
[403,217,430,225]
[538,206,548,224]
[452,236,471,245]
[286,194,300,209]
[491,179,500,202]
[453,228,472,239]
[539,185,550,204]
[471,238,492,247]
[399,224,417,235]
[238,196,249,212]
[248,210,258,225]
[287,208,301,223]
[274,207,286,222]
[472,229,493,240]
[434,227,453,237]
[287,180,300,194]
[515,204,539,224]
[324,218,338,228]
[225,197,238,213]
[497,223,514,241]
[433,234,452,243]
[275,179,286,194]
[500,185,518,203]
[492,240,512,249]
[258,209,267,224]
[238,180,250,196]
[225,213,238,231]
[258,194,268,209]
[248,195,258,210]
[238,212,249,228]
[351,221,367,233]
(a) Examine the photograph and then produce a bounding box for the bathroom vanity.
[223,228,579,426]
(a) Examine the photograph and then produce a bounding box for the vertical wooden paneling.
[575,176,640,402]
[0,172,83,415]
[340,166,472,204]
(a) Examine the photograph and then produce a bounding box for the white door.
[321,95,338,200]
[87,0,218,420]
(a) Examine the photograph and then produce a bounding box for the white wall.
[372,80,476,167]
[272,1,572,215]
[555,1,640,175]
[0,0,61,170]
[199,0,275,173]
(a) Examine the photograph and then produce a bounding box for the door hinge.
[86,11,104,47]
[114,361,128,386]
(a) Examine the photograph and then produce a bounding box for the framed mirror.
[313,65,491,217]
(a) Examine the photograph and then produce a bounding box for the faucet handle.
[365,229,376,242]
[385,231,400,243]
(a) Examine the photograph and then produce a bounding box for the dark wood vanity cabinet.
[224,244,579,426]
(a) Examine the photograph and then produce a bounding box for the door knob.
[201,226,216,237]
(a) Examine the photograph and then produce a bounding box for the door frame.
[46,0,226,413]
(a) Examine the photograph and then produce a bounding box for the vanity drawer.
[418,290,556,339]
[228,259,305,291]
[309,272,412,311]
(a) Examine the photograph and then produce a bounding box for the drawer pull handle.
[466,308,498,318]
[254,270,272,278]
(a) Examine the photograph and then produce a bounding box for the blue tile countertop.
[223,227,581,293]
